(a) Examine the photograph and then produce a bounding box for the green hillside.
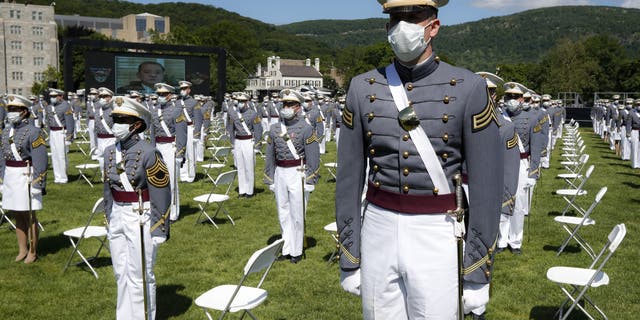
[278,6,640,71]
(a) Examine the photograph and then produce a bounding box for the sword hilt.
[447,173,465,222]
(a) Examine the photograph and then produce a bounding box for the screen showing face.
[85,51,211,96]
[115,57,185,95]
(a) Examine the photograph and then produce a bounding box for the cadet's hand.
[463,282,490,314]
[304,184,315,193]
[268,184,276,192]
[31,188,42,196]
[65,140,72,146]
[176,158,185,168]
[340,269,361,296]
[525,178,537,188]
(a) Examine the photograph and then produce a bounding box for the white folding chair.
[557,154,589,189]
[547,223,626,320]
[75,147,101,188]
[555,187,607,260]
[560,153,589,175]
[323,222,340,264]
[195,239,285,320]
[556,165,594,216]
[324,162,338,181]
[561,144,585,162]
[193,170,237,229]
[62,197,108,279]
[0,202,17,230]
[201,146,232,183]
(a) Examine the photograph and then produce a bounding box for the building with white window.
[0,2,58,95]
[245,56,325,97]
[55,13,170,44]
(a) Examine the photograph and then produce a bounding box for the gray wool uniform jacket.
[336,56,503,284]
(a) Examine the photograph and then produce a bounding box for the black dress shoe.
[495,247,506,254]
[244,194,254,198]
[510,247,522,255]
[290,255,302,264]
[238,194,246,198]
[277,254,291,261]
[472,312,486,320]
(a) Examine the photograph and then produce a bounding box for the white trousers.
[108,201,165,320]
[156,143,180,221]
[196,128,205,162]
[498,159,528,249]
[326,119,333,142]
[180,126,196,183]
[234,139,255,195]
[621,127,630,160]
[2,166,43,211]
[334,128,341,154]
[261,118,269,136]
[631,130,640,168]
[275,166,307,257]
[361,203,458,320]
[88,119,96,153]
[50,130,68,183]
[319,130,326,154]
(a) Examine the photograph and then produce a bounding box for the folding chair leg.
[0,211,17,229]
[218,204,235,226]
[196,204,219,229]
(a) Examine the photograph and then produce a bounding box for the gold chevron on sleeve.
[533,123,542,133]
[472,88,499,132]
[506,132,518,149]
[146,155,170,188]
[32,134,46,149]
[343,105,354,129]
[306,132,318,145]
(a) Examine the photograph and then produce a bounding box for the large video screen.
[85,51,211,96]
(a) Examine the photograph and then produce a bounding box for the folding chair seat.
[555,187,607,259]
[561,144,585,162]
[62,197,108,279]
[323,222,340,264]
[201,146,232,183]
[555,165,594,216]
[195,239,285,320]
[547,223,626,320]
[560,154,589,176]
[75,148,101,188]
[193,170,237,229]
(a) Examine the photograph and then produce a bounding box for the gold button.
[373,165,379,172]
[435,56,441,62]
[368,112,375,120]
[368,78,375,84]
[370,148,376,156]
[369,95,376,103]
[407,83,414,91]
[442,114,449,123]
[486,260,493,266]
[443,96,450,104]
[374,181,381,188]
[367,131,373,138]
[442,153,449,160]
[402,134,409,141]
[433,187,439,194]
[488,248,494,255]
[485,271,491,278]
[403,168,409,176]
[450,79,457,86]
[408,100,413,107]
[403,151,409,159]
[442,133,449,143]
[403,185,410,193]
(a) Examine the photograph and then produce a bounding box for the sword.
[298,159,307,259]
[26,161,36,256]
[137,189,149,320]
[447,173,465,320]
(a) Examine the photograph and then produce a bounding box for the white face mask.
[112,123,132,141]
[522,102,531,111]
[50,97,57,104]
[180,90,188,97]
[281,108,296,120]
[238,102,247,111]
[388,21,433,62]
[7,112,22,124]
[506,99,521,113]
[99,98,108,105]
[158,96,167,104]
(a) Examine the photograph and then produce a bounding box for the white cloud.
[621,0,640,9]
[470,0,593,11]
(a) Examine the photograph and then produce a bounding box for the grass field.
[0,125,637,319]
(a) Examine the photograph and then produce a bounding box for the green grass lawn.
[0,127,637,319]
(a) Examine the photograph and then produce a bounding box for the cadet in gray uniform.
[104,96,171,320]
[331,97,344,151]
[626,100,640,168]
[193,95,205,162]
[227,93,262,197]
[336,1,503,318]
[1,95,48,264]
[95,88,117,176]
[150,83,187,221]
[301,93,325,143]
[320,97,333,152]
[46,89,74,184]
[178,81,197,183]
[86,88,99,152]
[264,89,320,264]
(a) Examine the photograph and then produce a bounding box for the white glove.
[65,140,72,146]
[340,269,361,296]
[525,178,537,188]
[463,282,490,315]
[268,184,276,192]
[304,184,315,193]
[31,188,42,196]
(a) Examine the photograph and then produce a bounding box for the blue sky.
[131,0,640,25]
